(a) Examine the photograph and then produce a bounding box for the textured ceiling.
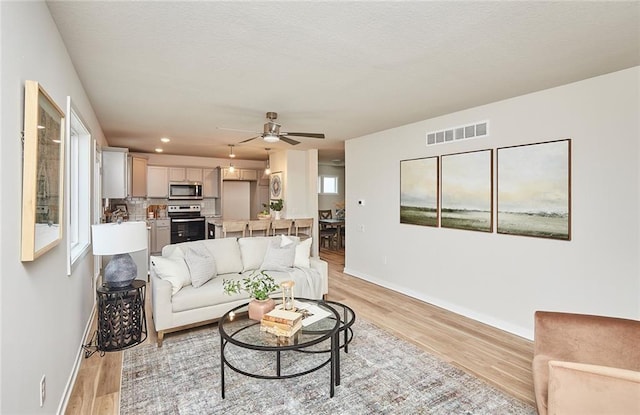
[46,1,639,162]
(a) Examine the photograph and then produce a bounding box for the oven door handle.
[171,218,205,223]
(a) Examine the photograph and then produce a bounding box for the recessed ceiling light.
[160,137,170,143]
[155,148,163,152]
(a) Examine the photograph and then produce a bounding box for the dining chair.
[222,220,247,238]
[271,219,293,236]
[248,219,270,237]
[293,218,313,240]
[318,210,338,249]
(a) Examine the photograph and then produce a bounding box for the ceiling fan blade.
[239,135,260,143]
[281,132,325,139]
[280,136,301,146]
[218,127,260,133]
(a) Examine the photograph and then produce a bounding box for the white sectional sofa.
[150,235,328,346]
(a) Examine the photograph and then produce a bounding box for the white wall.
[1,2,107,413]
[345,67,640,339]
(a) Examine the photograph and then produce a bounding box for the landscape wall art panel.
[400,156,438,227]
[441,149,493,232]
[497,139,571,240]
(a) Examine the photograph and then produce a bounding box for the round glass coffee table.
[219,298,341,398]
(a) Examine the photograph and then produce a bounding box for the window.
[67,105,92,273]
[318,175,338,194]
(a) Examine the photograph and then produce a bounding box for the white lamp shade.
[91,221,148,255]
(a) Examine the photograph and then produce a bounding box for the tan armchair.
[533,311,640,415]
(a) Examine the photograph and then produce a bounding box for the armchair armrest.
[548,360,640,415]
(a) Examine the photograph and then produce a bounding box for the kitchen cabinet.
[102,148,128,199]
[202,168,219,198]
[241,169,258,181]
[221,167,241,180]
[150,219,170,254]
[129,156,147,198]
[147,166,169,198]
[221,167,258,181]
[102,147,147,198]
[169,167,203,183]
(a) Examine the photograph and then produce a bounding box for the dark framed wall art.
[497,139,571,240]
[400,156,439,227]
[440,149,493,232]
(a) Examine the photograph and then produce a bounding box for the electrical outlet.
[40,375,46,407]
[359,224,365,232]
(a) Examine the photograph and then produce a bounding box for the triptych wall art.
[400,138,571,241]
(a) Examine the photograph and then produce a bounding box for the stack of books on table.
[260,309,303,337]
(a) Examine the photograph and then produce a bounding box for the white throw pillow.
[260,238,296,271]
[150,255,190,295]
[294,238,312,268]
[184,247,217,288]
[238,237,272,271]
[202,238,243,275]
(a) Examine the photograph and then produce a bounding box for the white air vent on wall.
[426,121,489,146]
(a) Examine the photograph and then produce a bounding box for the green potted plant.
[270,199,284,219]
[223,270,279,320]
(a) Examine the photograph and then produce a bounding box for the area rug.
[121,319,536,414]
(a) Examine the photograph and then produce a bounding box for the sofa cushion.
[294,237,312,268]
[150,255,190,295]
[261,237,296,271]
[238,236,273,271]
[184,246,217,288]
[171,273,249,313]
[201,237,243,275]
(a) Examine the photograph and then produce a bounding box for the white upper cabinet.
[202,168,219,198]
[147,166,169,198]
[102,148,128,199]
[169,167,203,182]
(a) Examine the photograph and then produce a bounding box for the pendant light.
[228,144,236,158]
[264,148,271,175]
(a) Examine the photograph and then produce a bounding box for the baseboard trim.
[57,304,96,415]
[342,266,533,340]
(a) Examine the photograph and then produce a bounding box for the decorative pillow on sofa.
[150,255,190,295]
[260,237,296,271]
[294,237,312,268]
[202,238,243,275]
[184,247,217,288]
[238,237,272,272]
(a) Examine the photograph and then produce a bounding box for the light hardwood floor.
[66,247,534,414]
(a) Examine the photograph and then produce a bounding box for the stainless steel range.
[167,205,205,244]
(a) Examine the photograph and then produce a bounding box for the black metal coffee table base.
[219,299,345,398]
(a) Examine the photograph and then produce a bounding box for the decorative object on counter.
[223,270,279,320]
[21,80,65,261]
[269,198,284,220]
[258,203,271,220]
[91,221,148,287]
[281,280,296,311]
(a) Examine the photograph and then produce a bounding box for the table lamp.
[91,221,148,287]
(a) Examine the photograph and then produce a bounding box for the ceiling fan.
[235,112,325,146]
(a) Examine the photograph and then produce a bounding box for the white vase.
[274,211,281,220]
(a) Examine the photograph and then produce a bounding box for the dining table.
[319,218,345,249]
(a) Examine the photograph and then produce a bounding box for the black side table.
[84,279,147,357]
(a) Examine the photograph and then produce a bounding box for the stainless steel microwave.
[168,182,203,200]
